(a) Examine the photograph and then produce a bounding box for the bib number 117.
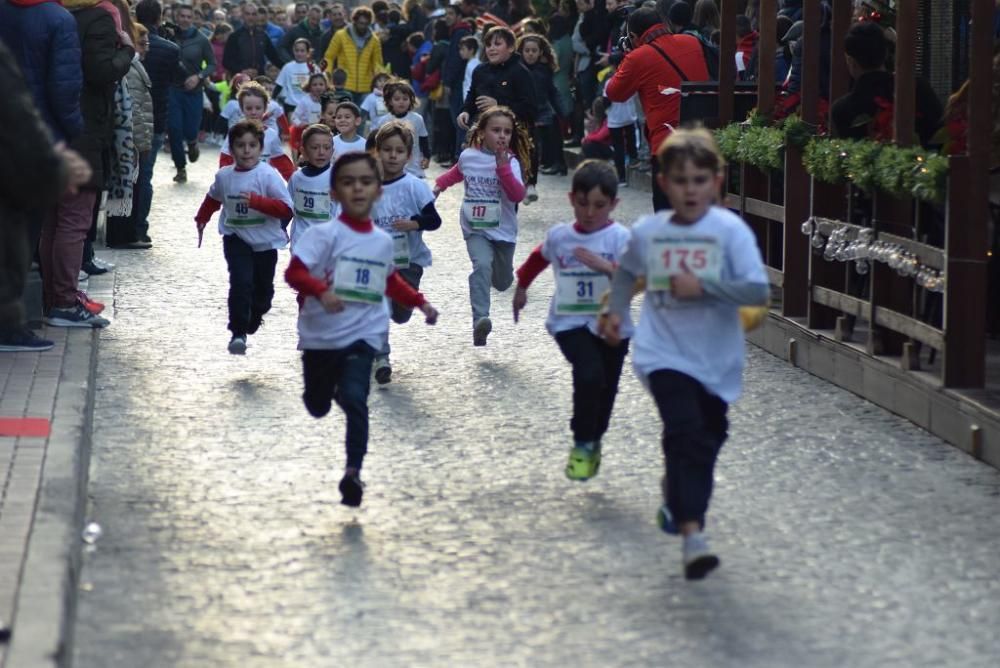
[471,204,487,218]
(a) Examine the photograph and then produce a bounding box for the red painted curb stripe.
[0,418,51,438]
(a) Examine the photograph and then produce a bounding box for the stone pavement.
[0,271,111,668]
[59,149,1000,667]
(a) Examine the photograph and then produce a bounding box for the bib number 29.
[302,196,314,209]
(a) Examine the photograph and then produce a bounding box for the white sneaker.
[78,270,89,282]
[373,355,392,384]
[682,532,720,580]
[525,184,538,203]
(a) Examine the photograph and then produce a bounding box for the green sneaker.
[565,441,601,481]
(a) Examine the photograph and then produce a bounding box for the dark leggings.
[609,124,638,181]
[555,328,630,442]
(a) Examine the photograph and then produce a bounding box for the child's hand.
[599,312,622,346]
[670,271,704,300]
[512,286,527,323]
[420,157,430,169]
[196,220,206,248]
[432,184,443,198]
[573,247,614,275]
[392,219,419,232]
[420,303,439,325]
[320,289,346,313]
[495,148,510,167]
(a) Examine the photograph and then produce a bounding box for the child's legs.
[554,327,608,442]
[302,349,338,417]
[222,234,254,336]
[596,336,630,438]
[490,240,516,292]
[182,90,203,144]
[250,248,278,318]
[545,123,566,168]
[331,341,375,470]
[623,123,638,161]
[528,127,541,186]
[381,264,424,357]
[465,234,495,321]
[609,126,627,181]
[648,370,727,528]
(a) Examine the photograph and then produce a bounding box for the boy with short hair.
[457,26,536,131]
[331,101,367,153]
[513,160,633,481]
[284,152,440,508]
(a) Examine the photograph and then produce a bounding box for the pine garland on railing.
[715,116,949,204]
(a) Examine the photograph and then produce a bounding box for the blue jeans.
[649,370,729,528]
[449,90,465,160]
[301,342,375,470]
[168,87,204,170]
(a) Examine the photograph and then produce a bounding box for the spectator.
[458,25,536,130]
[107,23,154,248]
[211,22,233,81]
[322,5,383,105]
[135,0,180,245]
[223,2,283,76]
[382,8,413,79]
[549,0,576,144]
[605,6,709,210]
[830,20,942,147]
[692,0,720,42]
[778,0,802,22]
[264,4,286,45]
[319,1,347,55]
[0,0,83,144]
[0,39,90,351]
[443,2,474,161]
[735,14,757,78]
[278,3,324,62]
[425,17,453,163]
[169,2,215,183]
[45,0,133,328]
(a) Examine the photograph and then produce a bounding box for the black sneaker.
[339,472,364,507]
[187,141,200,163]
[173,168,187,183]
[0,327,55,352]
[81,260,109,276]
[373,356,392,384]
[45,304,110,328]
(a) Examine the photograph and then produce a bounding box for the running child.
[287,124,336,248]
[195,120,295,355]
[370,121,442,384]
[512,160,632,481]
[221,76,286,134]
[433,106,529,346]
[371,79,430,178]
[284,152,440,507]
[274,37,318,116]
[601,128,768,580]
[360,72,391,125]
[219,82,295,180]
[290,72,329,155]
[332,101,367,155]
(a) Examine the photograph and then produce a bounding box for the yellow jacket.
[323,27,383,94]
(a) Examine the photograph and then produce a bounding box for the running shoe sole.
[228,338,247,355]
[339,475,364,507]
[0,342,54,352]
[684,554,720,580]
[44,315,108,328]
[473,317,492,346]
[374,365,392,385]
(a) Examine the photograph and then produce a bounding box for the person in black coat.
[278,5,324,63]
[458,26,537,130]
[222,2,283,76]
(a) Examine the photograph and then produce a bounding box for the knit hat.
[668,1,692,28]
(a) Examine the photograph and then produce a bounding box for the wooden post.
[943,0,991,387]
[828,0,853,122]
[718,0,738,125]
[756,0,777,117]
[800,0,821,125]
[893,2,916,146]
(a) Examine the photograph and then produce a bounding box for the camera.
[618,35,632,53]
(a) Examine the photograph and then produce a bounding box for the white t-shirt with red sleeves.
[221,126,286,163]
[456,147,522,244]
[372,111,428,178]
[275,61,314,109]
[293,220,396,351]
[221,99,284,132]
[540,221,635,338]
[291,96,322,127]
[287,164,334,248]
[207,162,293,251]
[371,173,435,268]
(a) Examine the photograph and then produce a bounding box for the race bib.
[292,73,309,89]
[647,236,722,290]
[333,256,388,304]
[462,199,501,229]
[293,188,331,220]
[391,232,410,268]
[555,270,609,315]
[224,195,266,227]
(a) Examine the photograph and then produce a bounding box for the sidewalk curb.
[5,311,102,666]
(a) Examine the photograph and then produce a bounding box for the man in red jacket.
[605,7,709,211]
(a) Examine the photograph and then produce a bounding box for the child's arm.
[269,154,296,181]
[285,255,329,297]
[418,136,431,164]
[241,192,293,221]
[433,163,464,196]
[194,195,222,247]
[386,272,439,324]
[496,160,526,203]
[700,223,769,305]
[512,244,551,323]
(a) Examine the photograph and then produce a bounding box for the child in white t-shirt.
[288,124,336,248]
[221,79,285,134]
[360,72,390,126]
[369,121,442,384]
[602,128,768,581]
[513,160,633,481]
[219,82,295,180]
[458,35,480,102]
[603,74,638,184]
[290,72,328,156]
[194,120,295,355]
[370,80,430,178]
[284,153,440,507]
[433,106,528,346]
[331,101,367,155]
[274,38,317,113]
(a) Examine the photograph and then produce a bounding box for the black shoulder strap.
[647,41,690,82]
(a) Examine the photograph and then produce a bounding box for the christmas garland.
[715,119,949,204]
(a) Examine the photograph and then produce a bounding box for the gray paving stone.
[71,149,1000,668]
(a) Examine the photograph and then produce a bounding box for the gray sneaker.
[228,335,247,355]
[473,317,492,346]
[45,305,109,328]
[682,532,719,580]
[373,355,392,384]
